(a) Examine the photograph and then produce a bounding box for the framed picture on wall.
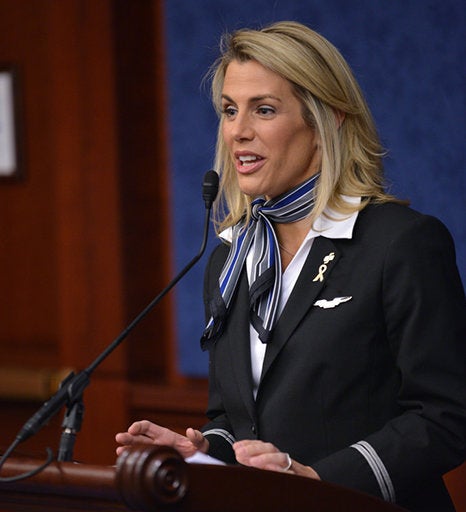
[0,66,22,181]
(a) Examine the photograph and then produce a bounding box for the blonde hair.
[209,21,398,232]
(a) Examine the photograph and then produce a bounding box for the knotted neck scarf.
[201,173,320,350]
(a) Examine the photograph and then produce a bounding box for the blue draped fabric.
[164,0,466,376]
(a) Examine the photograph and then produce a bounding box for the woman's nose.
[231,113,254,141]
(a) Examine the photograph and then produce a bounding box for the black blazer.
[201,202,466,512]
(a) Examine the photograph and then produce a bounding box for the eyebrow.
[221,93,282,104]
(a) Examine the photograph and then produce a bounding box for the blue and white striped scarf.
[201,173,320,349]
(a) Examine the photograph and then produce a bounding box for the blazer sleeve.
[200,358,238,464]
[312,214,466,504]
[199,243,237,464]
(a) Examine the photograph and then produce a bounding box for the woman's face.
[221,59,321,199]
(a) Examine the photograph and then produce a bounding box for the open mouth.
[238,154,263,166]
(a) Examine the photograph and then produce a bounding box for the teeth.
[239,155,259,165]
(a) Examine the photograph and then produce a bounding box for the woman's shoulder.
[361,201,421,223]
[358,201,449,234]
[205,240,231,275]
[355,201,456,251]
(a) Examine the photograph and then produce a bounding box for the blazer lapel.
[260,237,340,382]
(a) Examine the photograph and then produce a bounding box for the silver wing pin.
[313,296,353,309]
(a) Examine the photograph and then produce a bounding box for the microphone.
[7,170,219,466]
[202,169,219,209]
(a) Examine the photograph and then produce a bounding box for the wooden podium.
[0,445,406,512]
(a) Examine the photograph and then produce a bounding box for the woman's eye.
[257,106,275,116]
[222,106,237,118]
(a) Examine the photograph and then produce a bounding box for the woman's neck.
[275,218,312,270]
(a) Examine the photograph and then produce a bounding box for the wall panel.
[0,0,146,465]
[0,0,205,466]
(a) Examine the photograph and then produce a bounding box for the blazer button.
[251,424,257,435]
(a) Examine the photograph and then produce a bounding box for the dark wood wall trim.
[112,0,177,384]
[0,0,206,466]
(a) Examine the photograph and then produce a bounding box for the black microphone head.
[202,170,219,208]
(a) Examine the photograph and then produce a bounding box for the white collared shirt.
[219,197,361,398]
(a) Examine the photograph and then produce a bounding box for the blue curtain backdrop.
[164,0,466,376]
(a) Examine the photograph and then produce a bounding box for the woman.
[116,21,466,511]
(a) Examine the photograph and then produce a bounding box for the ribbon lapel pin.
[312,252,335,282]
